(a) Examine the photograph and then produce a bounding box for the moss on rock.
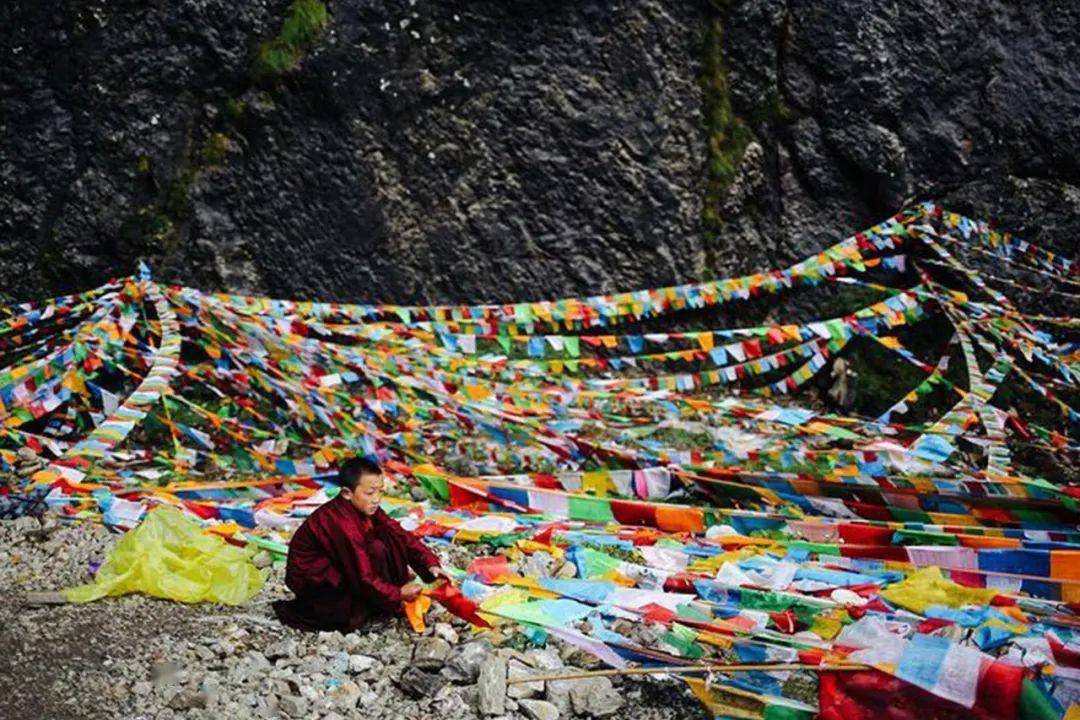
[700,14,755,229]
[250,0,330,86]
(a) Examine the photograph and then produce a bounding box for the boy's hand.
[401,582,422,601]
[428,566,451,582]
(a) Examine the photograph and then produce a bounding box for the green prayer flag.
[788,541,841,556]
[513,303,534,324]
[676,602,712,623]
[740,588,795,612]
[573,547,624,578]
[1018,679,1060,720]
[895,529,958,546]
[763,701,815,720]
[662,623,703,659]
[414,473,450,502]
[568,495,614,523]
[889,507,933,524]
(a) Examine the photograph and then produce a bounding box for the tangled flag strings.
[1,202,1078,718]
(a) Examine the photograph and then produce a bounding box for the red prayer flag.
[429,581,491,628]
[466,555,512,583]
[639,603,677,623]
[820,663,1024,720]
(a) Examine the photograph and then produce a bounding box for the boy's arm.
[379,513,442,582]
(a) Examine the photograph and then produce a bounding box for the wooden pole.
[506,662,869,685]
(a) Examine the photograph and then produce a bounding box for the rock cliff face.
[712,0,1080,277]
[2,1,1078,304]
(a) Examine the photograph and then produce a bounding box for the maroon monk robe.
[273,494,440,632]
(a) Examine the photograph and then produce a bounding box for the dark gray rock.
[569,676,623,717]
[278,693,309,719]
[442,639,493,684]
[167,689,208,711]
[397,666,447,699]
[412,635,451,670]
[264,638,298,662]
[1,0,1077,309]
[520,698,561,720]
[506,658,543,699]
[476,655,506,716]
[714,0,1080,275]
[1,1,706,304]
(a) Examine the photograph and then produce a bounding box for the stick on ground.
[506,662,870,684]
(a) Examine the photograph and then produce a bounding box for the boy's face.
[342,472,384,515]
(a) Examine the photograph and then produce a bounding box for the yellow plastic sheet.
[879,565,997,613]
[65,507,267,605]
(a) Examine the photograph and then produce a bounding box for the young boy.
[273,456,447,632]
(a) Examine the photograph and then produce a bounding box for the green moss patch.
[250,0,330,86]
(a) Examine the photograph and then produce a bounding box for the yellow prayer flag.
[462,384,491,401]
[880,566,997,613]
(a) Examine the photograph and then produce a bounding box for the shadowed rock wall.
[2,1,1077,304]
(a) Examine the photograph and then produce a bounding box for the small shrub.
[250,0,329,86]
[280,0,329,46]
[119,209,177,255]
[251,38,302,82]
[701,17,754,228]
[224,97,247,122]
[200,132,231,166]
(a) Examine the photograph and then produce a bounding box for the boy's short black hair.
[337,456,382,491]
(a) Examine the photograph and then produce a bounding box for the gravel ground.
[0,518,710,720]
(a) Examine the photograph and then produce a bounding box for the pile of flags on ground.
[1,204,1077,718]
